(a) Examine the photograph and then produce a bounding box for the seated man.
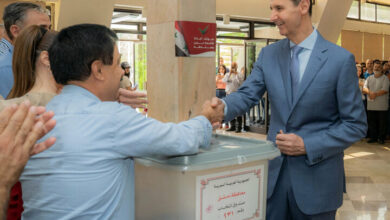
[20,24,222,220]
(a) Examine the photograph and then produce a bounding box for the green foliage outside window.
[135,43,147,91]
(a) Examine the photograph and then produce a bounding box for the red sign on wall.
[175,21,216,57]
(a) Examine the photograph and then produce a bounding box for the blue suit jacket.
[224,33,367,214]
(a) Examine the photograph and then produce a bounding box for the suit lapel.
[278,39,293,108]
[290,34,328,111]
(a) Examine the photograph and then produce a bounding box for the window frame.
[347,0,390,24]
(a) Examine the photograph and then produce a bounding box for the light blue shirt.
[0,38,13,56]
[363,71,373,79]
[289,28,318,84]
[21,85,212,220]
[0,38,14,98]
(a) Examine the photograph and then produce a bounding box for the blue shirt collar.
[62,84,101,102]
[0,38,13,53]
[289,28,318,50]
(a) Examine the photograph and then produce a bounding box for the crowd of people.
[357,59,390,144]
[215,58,246,132]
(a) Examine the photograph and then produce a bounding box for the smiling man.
[207,0,367,219]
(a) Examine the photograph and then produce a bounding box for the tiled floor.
[216,129,390,220]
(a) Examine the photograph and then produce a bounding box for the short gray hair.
[2,2,47,40]
[290,0,312,16]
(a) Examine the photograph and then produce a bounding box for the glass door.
[116,33,147,92]
[244,39,272,134]
[217,43,245,73]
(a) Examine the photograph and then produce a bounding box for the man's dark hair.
[291,0,312,16]
[3,2,45,40]
[49,24,118,85]
[373,59,381,65]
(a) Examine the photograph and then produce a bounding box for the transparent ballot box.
[135,134,280,220]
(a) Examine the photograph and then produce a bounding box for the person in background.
[356,64,365,103]
[120,62,135,91]
[216,64,227,99]
[121,61,131,78]
[20,24,223,220]
[362,60,373,137]
[0,102,56,220]
[1,26,59,109]
[216,64,228,129]
[205,0,366,219]
[216,57,230,74]
[361,62,367,74]
[364,59,374,79]
[0,23,5,39]
[223,62,244,132]
[363,60,389,144]
[0,2,51,98]
[118,62,147,111]
[383,61,389,76]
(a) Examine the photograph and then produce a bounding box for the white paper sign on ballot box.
[196,165,265,220]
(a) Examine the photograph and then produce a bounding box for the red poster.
[175,21,216,57]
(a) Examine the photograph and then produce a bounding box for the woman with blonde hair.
[0,25,59,220]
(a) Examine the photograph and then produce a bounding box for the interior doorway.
[217,43,245,73]
[244,39,278,134]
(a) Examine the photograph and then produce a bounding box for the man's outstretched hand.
[117,88,148,109]
[201,97,225,129]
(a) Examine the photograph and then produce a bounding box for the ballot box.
[134,134,280,220]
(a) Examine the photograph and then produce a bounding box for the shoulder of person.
[319,35,353,58]
[0,54,12,68]
[261,40,284,54]
[26,92,56,106]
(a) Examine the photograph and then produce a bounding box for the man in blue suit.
[209,0,367,219]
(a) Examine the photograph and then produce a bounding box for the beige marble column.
[57,0,115,30]
[146,0,216,123]
[316,0,354,44]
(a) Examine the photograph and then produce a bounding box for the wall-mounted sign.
[196,165,264,220]
[175,21,216,57]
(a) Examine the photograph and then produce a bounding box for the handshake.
[117,90,225,129]
[201,97,225,129]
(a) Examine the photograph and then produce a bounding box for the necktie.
[290,46,304,102]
